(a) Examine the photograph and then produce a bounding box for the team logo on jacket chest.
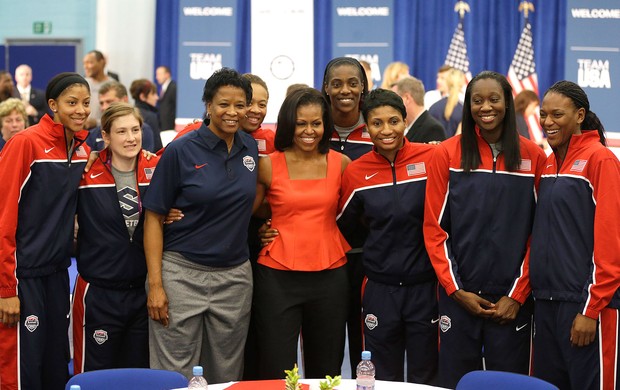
[439,315,451,333]
[118,187,140,218]
[25,315,39,332]
[93,329,108,345]
[365,313,378,330]
[243,155,256,172]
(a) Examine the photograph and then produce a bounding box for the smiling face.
[540,91,584,159]
[324,64,363,116]
[469,78,506,144]
[293,103,324,153]
[366,105,406,160]
[83,53,105,79]
[102,113,142,163]
[48,84,91,137]
[206,85,248,142]
[240,82,268,133]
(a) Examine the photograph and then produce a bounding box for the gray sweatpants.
[148,251,253,383]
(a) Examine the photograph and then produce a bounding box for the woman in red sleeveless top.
[253,87,351,379]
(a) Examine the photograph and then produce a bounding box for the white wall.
[96,0,156,91]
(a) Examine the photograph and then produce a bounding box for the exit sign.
[33,21,52,34]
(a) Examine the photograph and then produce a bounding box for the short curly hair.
[0,98,28,126]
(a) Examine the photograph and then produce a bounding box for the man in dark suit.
[14,65,47,125]
[155,65,177,130]
[392,76,446,143]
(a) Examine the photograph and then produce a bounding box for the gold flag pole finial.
[454,1,470,19]
[518,1,535,19]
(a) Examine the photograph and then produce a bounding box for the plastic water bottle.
[188,365,208,389]
[356,350,375,390]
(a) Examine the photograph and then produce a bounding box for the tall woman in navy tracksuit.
[322,56,373,373]
[338,89,438,384]
[72,102,159,374]
[531,81,620,390]
[423,71,546,388]
[0,73,91,390]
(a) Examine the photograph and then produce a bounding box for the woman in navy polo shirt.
[142,68,257,383]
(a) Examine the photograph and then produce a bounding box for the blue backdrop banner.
[565,0,619,132]
[331,0,394,88]
[176,0,238,122]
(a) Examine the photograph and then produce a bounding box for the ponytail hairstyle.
[461,71,521,172]
[544,80,606,146]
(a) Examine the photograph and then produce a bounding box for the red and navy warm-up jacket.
[530,130,620,319]
[0,114,90,297]
[423,131,546,303]
[76,149,159,288]
[330,123,374,161]
[338,140,437,285]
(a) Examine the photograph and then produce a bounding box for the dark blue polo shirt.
[143,122,258,267]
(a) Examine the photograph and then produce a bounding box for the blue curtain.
[154,0,179,79]
[156,0,565,97]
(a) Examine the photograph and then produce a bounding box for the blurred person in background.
[14,64,46,125]
[0,97,28,151]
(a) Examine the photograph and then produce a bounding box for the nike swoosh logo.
[546,164,553,169]
[365,172,379,180]
[195,163,208,169]
[431,318,440,324]
[516,323,528,331]
[45,147,55,153]
[90,172,103,179]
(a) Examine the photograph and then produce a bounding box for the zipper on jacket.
[485,142,500,173]
[65,129,74,167]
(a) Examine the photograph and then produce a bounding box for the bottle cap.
[192,365,204,376]
[361,350,371,360]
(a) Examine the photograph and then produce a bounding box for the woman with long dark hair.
[424,71,547,388]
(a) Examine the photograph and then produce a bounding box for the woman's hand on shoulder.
[84,151,99,173]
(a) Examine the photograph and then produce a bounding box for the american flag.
[407,162,426,176]
[444,21,472,81]
[570,159,587,173]
[507,22,538,96]
[507,21,544,143]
